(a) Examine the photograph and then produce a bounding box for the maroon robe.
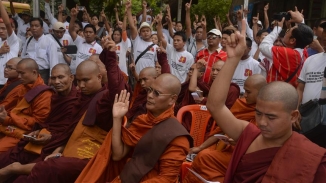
[13,49,129,183]
[225,123,326,183]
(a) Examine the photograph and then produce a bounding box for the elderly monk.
[76,74,192,183]
[127,49,170,124]
[0,58,23,112]
[177,61,240,135]
[0,58,53,152]
[0,63,77,182]
[183,74,267,183]
[206,20,326,182]
[8,38,128,182]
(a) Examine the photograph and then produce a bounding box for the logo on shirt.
[244,69,253,76]
[116,45,120,51]
[179,56,187,63]
[89,48,96,54]
[63,40,68,46]
[149,47,154,52]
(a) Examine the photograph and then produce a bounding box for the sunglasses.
[207,35,219,40]
[145,87,174,97]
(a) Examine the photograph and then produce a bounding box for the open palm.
[113,90,130,119]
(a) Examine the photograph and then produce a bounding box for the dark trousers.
[39,69,50,85]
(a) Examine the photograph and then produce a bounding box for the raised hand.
[58,4,63,13]
[201,15,206,28]
[264,3,269,11]
[288,6,304,23]
[185,0,192,11]
[0,42,10,54]
[155,13,162,23]
[70,7,78,18]
[225,19,247,59]
[112,90,130,119]
[125,0,131,10]
[100,10,107,21]
[252,13,259,24]
[142,1,147,9]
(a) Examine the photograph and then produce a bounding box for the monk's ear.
[97,73,102,81]
[169,94,177,105]
[69,74,74,82]
[290,109,300,124]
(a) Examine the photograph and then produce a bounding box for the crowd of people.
[0,0,324,182]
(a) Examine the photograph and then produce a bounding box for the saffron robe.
[0,78,22,112]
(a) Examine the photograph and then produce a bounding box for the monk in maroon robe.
[206,22,326,183]
[2,38,129,183]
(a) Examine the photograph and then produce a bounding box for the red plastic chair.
[177,105,216,182]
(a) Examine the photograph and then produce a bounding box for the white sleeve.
[259,26,282,62]
[127,38,131,49]
[13,13,23,24]
[45,2,58,25]
[74,35,85,46]
[48,39,59,74]
[7,32,19,57]
[166,44,174,53]
[298,57,310,82]
[245,21,254,42]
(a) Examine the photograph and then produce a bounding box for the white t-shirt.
[0,32,20,84]
[13,14,29,45]
[166,44,194,83]
[138,15,152,25]
[46,34,75,64]
[72,35,103,74]
[232,56,261,93]
[82,22,89,28]
[298,53,326,104]
[131,36,158,74]
[116,39,129,75]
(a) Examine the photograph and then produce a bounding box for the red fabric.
[157,51,171,74]
[126,89,147,124]
[230,98,256,125]
[195,49,227,83]
[267,47,308,87]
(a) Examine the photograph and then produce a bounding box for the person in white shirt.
[21,18,59,84]
[46,22,75,65]
[157,14,194,83]
[126,0,158,75]
[0,1,20,88]
[82,11,90,28]
[69,7,103,74]
[44,0,69,34]
[232,37,261,94]
[297,23,326,105]
[10,1,31,45]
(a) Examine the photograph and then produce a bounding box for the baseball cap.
[138,22,152,33]
[320,22,326,29]
[208,29,222,37]
[52,22,65,31]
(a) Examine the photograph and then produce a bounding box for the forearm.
[63,54,72,65]
[10,1,15,16]
[127,9,137,39]
[115,11,120,23]
[189,69,198,92]
[252,24,259,44]
[111,118,128,161]
[198,136,219,150]
[227,16,233,26]
[52,146,65,153]
[185,10,191,38]
[259,26,281,61]
[168,21,174,37]
[264,11,269,29]
[141,8,146,23]
[157,53,170,73]
[253,48,260,60]
[58,12,63,23]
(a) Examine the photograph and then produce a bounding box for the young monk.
[0,63,77,182]
[3,36,129,182]
[76,74,192,182]
[0,58,53,152]
[207,19,326,182]
[183,74,267,183]
[0,57,23,111]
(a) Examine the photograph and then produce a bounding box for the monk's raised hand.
[113,90,130,119]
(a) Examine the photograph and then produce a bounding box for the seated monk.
[206,21,326,182]
[183,74,267,183]
[0,58,53,152]
[127,48,170,124]
[177,61,240,135]
[0,63,78,182]
[0,57,24,112]
[3,38,129,182]
[76,74,193,183]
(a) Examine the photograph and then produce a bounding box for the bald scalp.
[156,73,181,95]
[7,57,22,65]
[52,64,72,75]
[245,74,267,91]
[140,67,158,78]
[76,60,100,75]
[17,58,39,73]
[257,81,298,112]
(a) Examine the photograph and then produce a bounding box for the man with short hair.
[232,38,261,94]
[307,18,326,56]
[21,18,59,84]
[207,19,326,182]
[126,0,158,75]
[69,7,103,74]
[9,0,31,44]
[0,57,23,111]
[0,58,53,152]
[46,22,75,65]
[0,1,20,88]
[76,74,192,182]
[260,8,314,87]
[196,28,227,84]
[157,14,194,83]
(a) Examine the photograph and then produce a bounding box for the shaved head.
[4,57,21,79]
[139,67,157,88]
[257,81,298,112]
[17,58,39,73]
[244,74,267,90]
[76,60,101,75]
[243,74,267,105]
[140,67,157,78]
[76,60,102,95]
[155,73,181,95]
[52,64,71,75]
[7,57,22,65]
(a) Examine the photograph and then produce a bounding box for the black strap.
[285,53,303,82]
[25,36,33,50]
[51,34,63,47]
[135,43,155,65]
[97,27,105,38]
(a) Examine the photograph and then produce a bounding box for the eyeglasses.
[145,87,174,97]
[3,64,16,71]
[207,35,219,40]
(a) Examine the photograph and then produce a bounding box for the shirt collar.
[83,40,97,46]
